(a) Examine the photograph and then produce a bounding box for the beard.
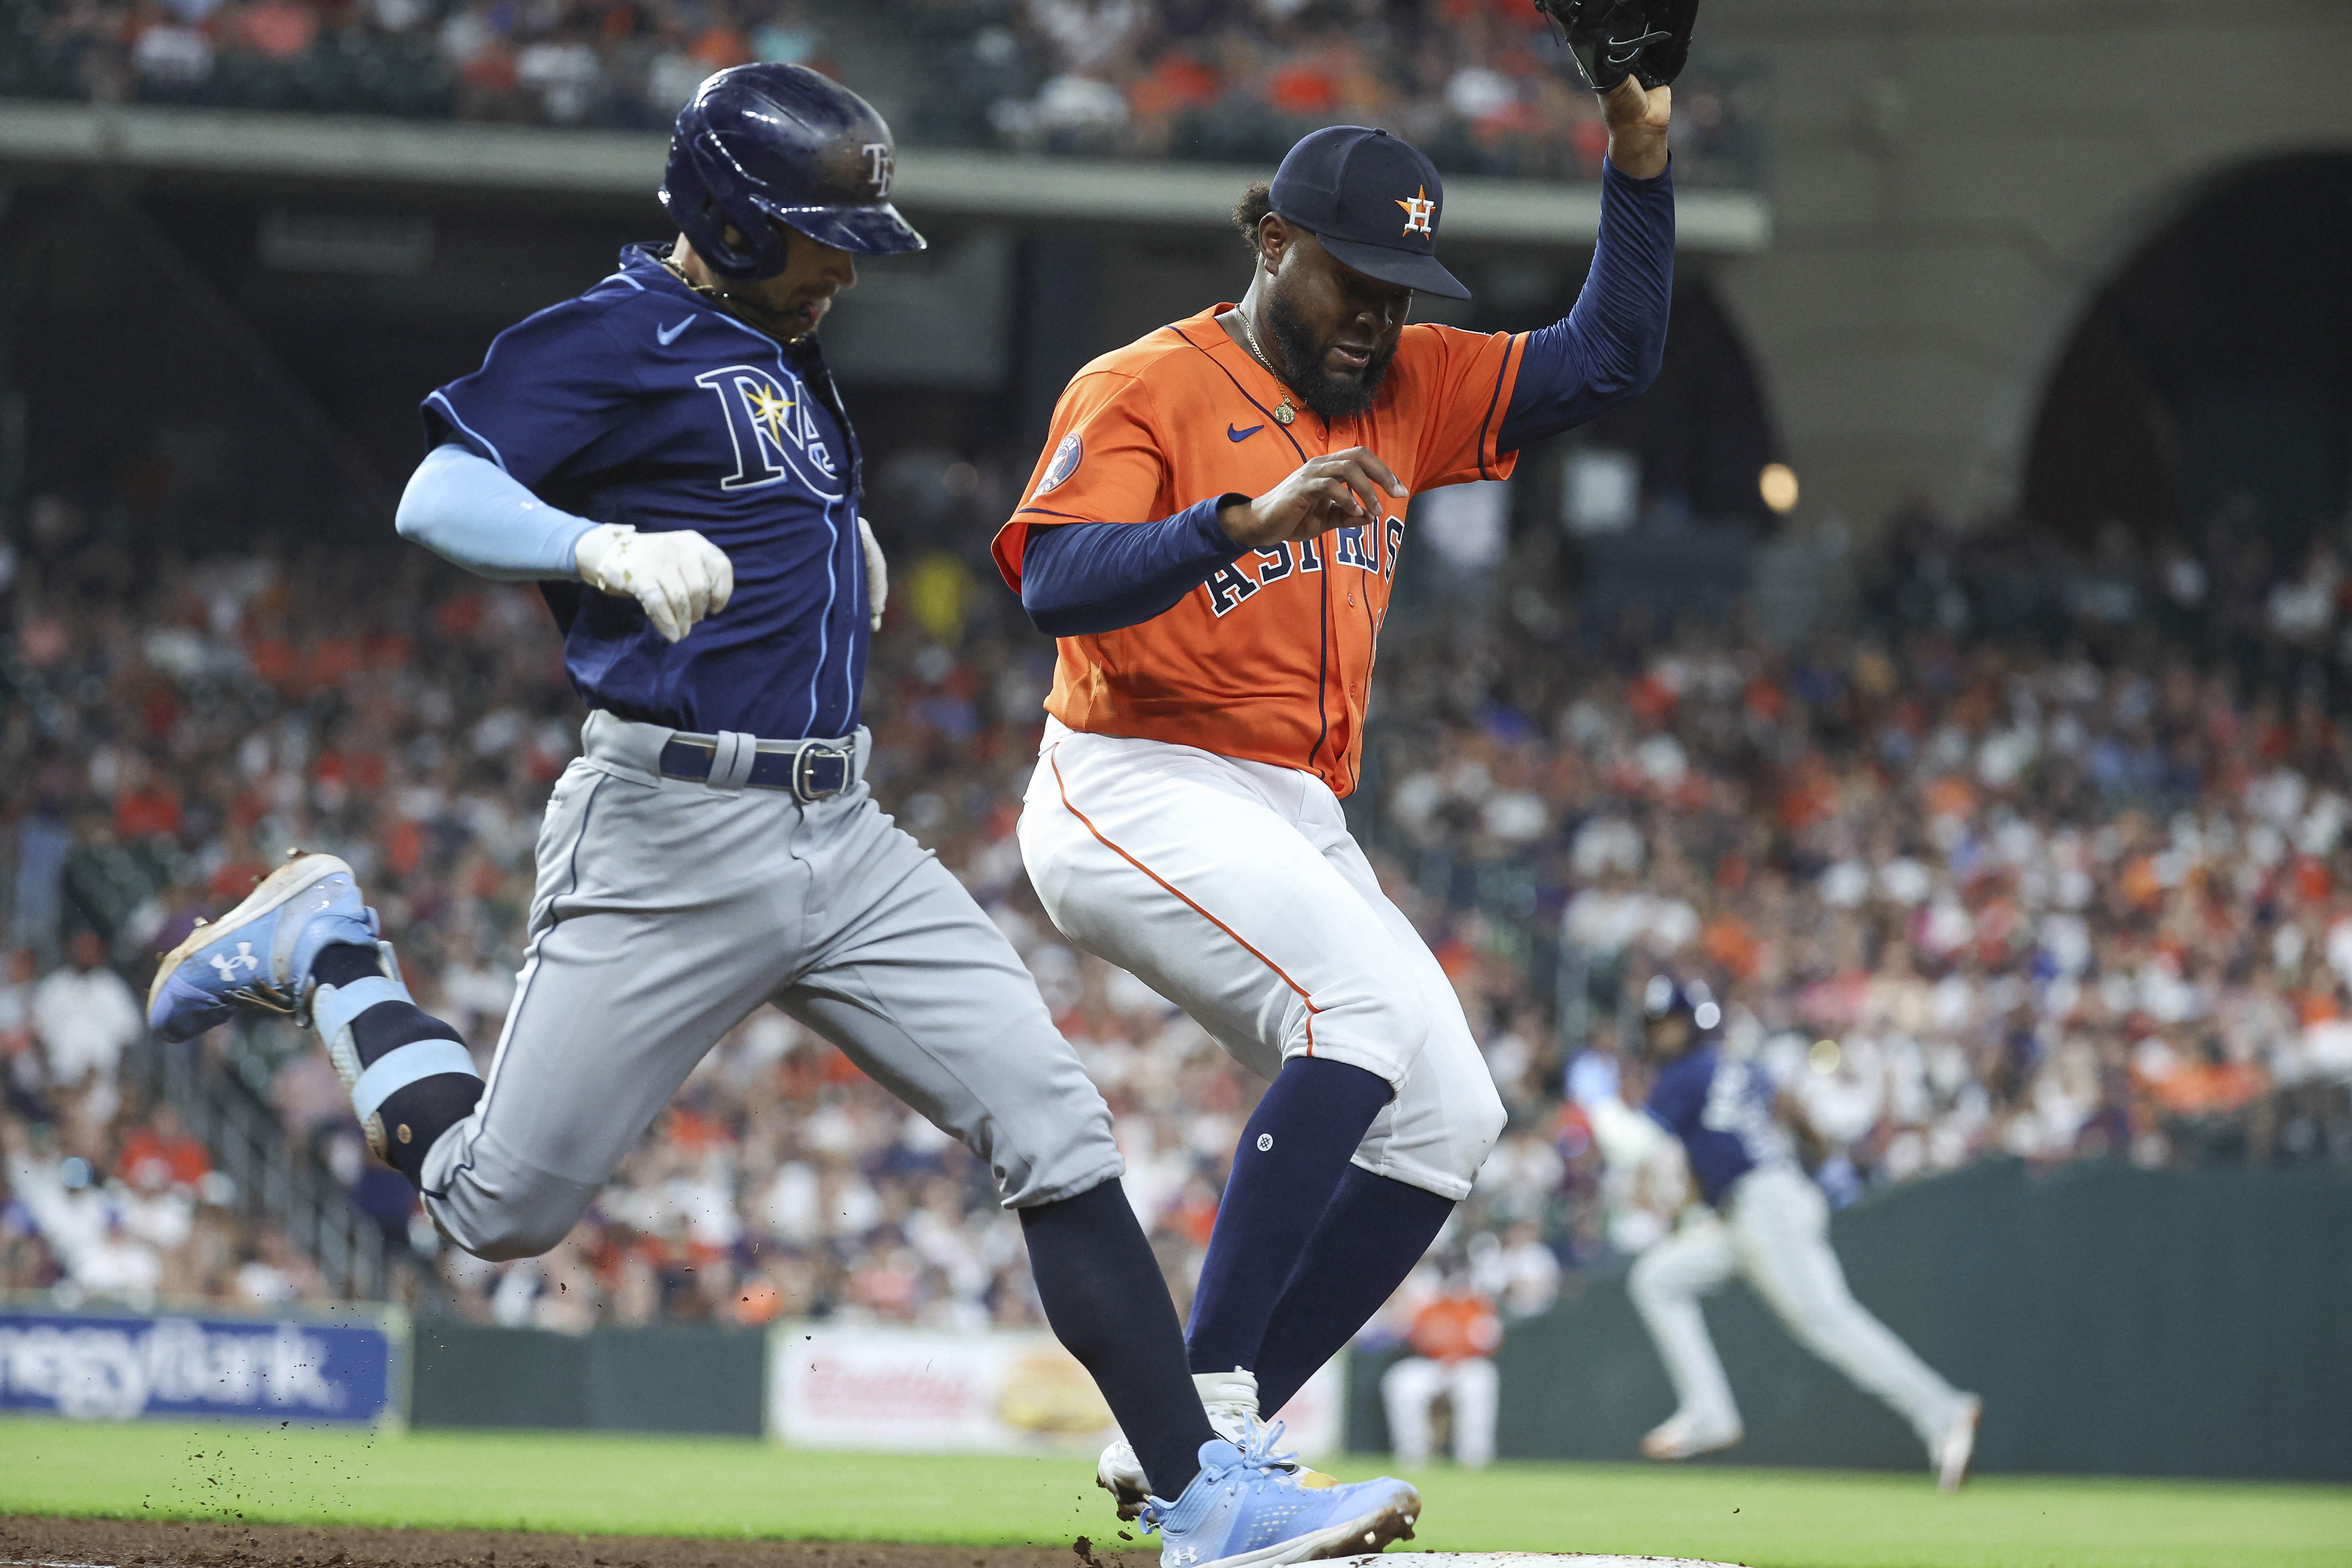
[1266,285,1399,422]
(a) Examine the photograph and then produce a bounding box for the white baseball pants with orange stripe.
[1019,718,1506,1201]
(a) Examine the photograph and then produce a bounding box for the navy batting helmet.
[1643,975,1722,1036]
[659,64,925,280]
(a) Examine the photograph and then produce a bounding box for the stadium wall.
[1701,0,2352,534]
[408,1320,765,1436]
[1347,1158,2352,1480]
[381,1162,2349,1478]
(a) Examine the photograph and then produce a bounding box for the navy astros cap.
[1269,126,1470,301]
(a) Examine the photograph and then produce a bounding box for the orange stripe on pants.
[1048,749,1321,1053]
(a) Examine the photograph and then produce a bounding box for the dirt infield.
[0,1518,1153,1568]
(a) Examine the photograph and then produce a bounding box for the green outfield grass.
[1,1419,2346,1568]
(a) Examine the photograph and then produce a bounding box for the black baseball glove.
[1531,0,1700,93]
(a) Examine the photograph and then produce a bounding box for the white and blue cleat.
[1144,1426,1419,1568]
[1101,1368,1327,1521]
[146,852,379,1043]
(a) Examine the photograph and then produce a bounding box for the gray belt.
[581,711,865,802]
[658,732,851,800]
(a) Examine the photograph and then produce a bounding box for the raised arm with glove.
[1532,0,1700,95]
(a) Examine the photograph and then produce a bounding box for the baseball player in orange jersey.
[1382,1278,1506,1468]
[995,76,1675,1508]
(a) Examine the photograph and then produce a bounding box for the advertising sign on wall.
[0,1302,404,1424]
[768,1321,1342,1457]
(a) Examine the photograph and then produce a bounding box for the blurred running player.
[1624,977,1982,1489]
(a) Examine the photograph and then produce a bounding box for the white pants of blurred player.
[1629,1164,1971,1452]
[1019,719,1506,1201]
[1381,1354,1498,1467]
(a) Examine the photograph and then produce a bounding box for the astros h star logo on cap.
[1395,185,1436,238]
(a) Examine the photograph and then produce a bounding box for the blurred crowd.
[5,465,2352,1330]
[903,0,1762,184]
[2,933,335,1305]
[1369,612,2352,1242]
[0,0,1764,186]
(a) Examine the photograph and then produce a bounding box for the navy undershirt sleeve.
[1495,158,1677,454]
[1019,495,1249,635]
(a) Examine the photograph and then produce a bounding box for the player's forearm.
[395,443,598,582]
[1018,497,1248,635]
[1494,159,1675,452]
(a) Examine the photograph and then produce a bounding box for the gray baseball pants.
[418,710,1124,1260]
[1628,1165,1971,1453]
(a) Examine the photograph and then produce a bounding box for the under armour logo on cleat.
[209,943,261,981]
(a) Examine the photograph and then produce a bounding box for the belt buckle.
[792,743,850,802]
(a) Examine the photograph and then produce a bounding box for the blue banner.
[0,1305,401,1423]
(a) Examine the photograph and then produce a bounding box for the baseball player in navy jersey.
[145,63,1426,1565]
[1621,977,1982,1489]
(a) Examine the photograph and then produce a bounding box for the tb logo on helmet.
[660,63,926,279]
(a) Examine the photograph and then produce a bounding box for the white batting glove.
[859,514,888,632]
[574,524,734,643]
[1588,1094,1670,1171]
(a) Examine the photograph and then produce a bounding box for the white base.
[1328,1556,1745,1568]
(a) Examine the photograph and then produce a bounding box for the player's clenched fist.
[1218,447,1409,549]
[574,524,735,642]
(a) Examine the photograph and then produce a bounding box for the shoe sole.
[147,853,353,1021]
[1641,1429,1743,1461]
[1197,1492,1419,1568]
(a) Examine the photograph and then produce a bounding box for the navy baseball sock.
[1186,1056,1392,1380]
[1020,1179,1214,1499]
[1249,1166,1456,1414]
[312,943,482,1187]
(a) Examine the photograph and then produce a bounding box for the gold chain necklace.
[660,251,806,344]
[1229,307,1298,426]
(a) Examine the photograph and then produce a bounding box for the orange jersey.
[1407,1292,1503,1363]
[993,305,1524,796]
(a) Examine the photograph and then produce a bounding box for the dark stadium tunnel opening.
[2023,151,2352,566]
[1434,273,1780,645]
[1553,276,1779,533]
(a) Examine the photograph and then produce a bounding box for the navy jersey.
[422,244,866,739]
[1645,1045,1796,1208]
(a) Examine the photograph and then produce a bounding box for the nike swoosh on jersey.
[657,316,694,345]
[1227,423,1263,442]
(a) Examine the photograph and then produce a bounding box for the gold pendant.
[1274,400,1296,425]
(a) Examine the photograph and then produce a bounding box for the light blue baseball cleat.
[147,852,379,1042]
[1143,1425,1420,1568]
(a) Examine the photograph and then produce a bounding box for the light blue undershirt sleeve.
[394,442,597,581]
